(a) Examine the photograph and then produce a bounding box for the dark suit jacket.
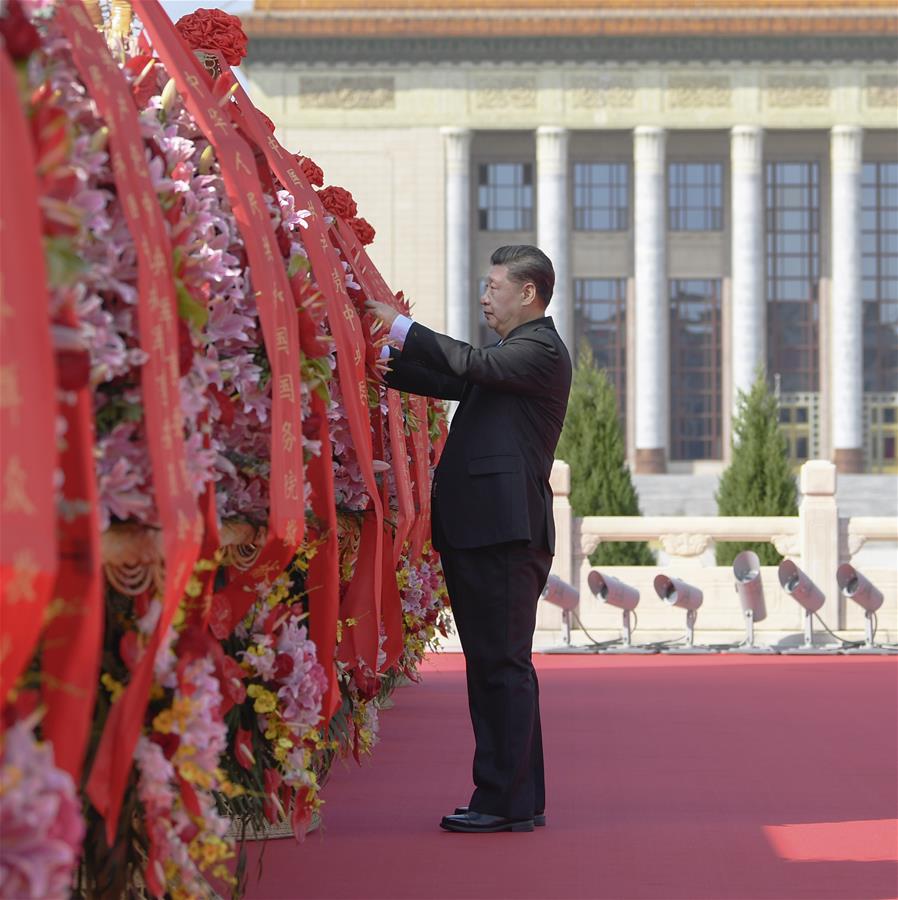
[384,316,572,553]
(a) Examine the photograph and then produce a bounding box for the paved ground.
[242,653,898,900]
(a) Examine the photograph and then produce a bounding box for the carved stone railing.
[573,516,801,563]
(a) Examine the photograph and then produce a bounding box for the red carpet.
[243,654,898,900]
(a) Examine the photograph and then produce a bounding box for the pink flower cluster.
[135,655,232,897]
[0,723,85,900]
[239,596,328,762]
[274,618,330,732]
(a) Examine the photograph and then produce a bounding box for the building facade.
[244,0,898,474]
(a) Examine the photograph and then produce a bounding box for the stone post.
[798,460,841,629]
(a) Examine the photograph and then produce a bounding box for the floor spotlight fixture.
[653,574,713,654]
[777,560,834,654]
[837,564,893,655]
[728,551,776,654]
[587,570,656,654]
[540,574,578,646]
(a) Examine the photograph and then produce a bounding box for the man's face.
[480,265,535,339]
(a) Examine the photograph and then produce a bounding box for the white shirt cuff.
[380,313,413,358]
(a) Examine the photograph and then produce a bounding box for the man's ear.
[521,282,537,306]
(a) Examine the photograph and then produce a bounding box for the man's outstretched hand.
[364,298,400,330]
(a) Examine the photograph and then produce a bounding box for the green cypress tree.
[715,366,799,566]
[556,343,655,566]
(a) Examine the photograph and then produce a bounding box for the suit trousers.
[438,536,552,820]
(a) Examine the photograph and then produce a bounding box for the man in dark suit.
[366,245,571,833]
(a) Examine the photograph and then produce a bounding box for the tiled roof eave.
[242,10,898,38]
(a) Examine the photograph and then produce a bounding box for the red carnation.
[151,731,181,761]
[318,185,357,220]
[297,155,324,187]
[273,652,294,680]
[175,8,248,67]
[347,215,376,246]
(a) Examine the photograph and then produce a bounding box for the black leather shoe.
[454,806,546,827]
[440,811,534,833]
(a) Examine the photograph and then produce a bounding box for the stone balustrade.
[541,459,898,647]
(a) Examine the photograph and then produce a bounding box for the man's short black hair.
[490,245,555,307]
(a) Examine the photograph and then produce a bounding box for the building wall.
[248,58,898,471]
[279,125,447,330]
[250,62,896,330]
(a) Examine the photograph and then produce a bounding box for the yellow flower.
[252,689,277,714]
[178,760,213,790]
[170,697,194,731]
[219,779,245,799]
[213,863,237,884]
[152,709,174,734]
[201,839,228,868]
[100,673,124,703]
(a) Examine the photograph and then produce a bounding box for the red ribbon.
[408,395,433,563]
[388,391,415,565]
[327,223,414,669]
[220,69,385,672]
[56,2,202,836]
[0,48,59,710]
[335,513,381,676]
[370,407,402,672]
[41,340,103,783]
[136,1,305,549]
[304,391,341,724]
[331,225,427,564]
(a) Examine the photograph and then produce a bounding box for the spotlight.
[837,564,893,655]
[587,570,655,654]
[653,574,713,654]
[728,551,775,654]
[540,574,578,647]
[777,560,835,654]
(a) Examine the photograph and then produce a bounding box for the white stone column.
[830,125,864,473]
[633,126,668,473]
[441,127,473,342]
[536,126,572,352]
[730,126,765,405]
